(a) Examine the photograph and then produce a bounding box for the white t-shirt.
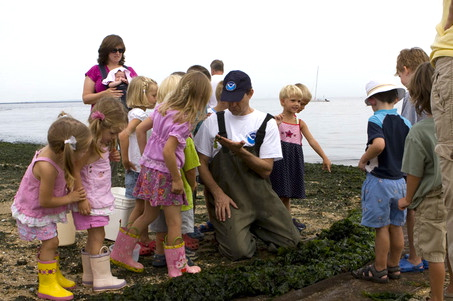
[208,74,224,108]
[128,108,150,171]
[194,109,282,161]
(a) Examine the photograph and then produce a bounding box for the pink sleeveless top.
[74,149,114,216]
[278,121,303,145]
[11,151,68,226]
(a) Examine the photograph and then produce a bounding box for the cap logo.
[225,81,237,91]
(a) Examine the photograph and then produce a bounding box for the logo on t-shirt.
[246,131,257,145]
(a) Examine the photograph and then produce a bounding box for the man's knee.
[218,239,255,261]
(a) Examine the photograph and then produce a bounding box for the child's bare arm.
[358,138,385,171]
[36,161,86,208]
[398,174,422,210]
[185,168,197,191]
[299,120,331,172]
[163,136,184,194]
[119,119,141,171]
[136,117,153,155]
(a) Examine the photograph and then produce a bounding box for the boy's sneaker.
[292,218,306,232]
[186,226,204,241]
[198,221,215,233]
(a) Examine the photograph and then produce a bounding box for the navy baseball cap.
[221,70,252,102]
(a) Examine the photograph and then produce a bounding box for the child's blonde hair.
[88,97,128,155]
[47,114,91,189]
[157,74,182,104]
[158,71,211,124]
[126,76,158,109]
[215,80,224,102]
[295,83,312,102]
[279,85,303,100]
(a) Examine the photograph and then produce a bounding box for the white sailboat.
[313,66,330,102]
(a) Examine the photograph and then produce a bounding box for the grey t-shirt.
[401,93,426,125]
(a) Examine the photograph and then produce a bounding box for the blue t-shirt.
[366,109,411,179]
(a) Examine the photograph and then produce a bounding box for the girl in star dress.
[269,84,331,231]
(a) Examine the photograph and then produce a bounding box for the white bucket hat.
[364,81,405,105]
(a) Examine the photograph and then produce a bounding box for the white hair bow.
[64,136,77,151]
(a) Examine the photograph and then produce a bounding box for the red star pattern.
[284,130,294,138]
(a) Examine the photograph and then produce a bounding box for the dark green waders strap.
[216,111,274,156]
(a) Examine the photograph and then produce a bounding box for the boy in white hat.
[352,81,411,283]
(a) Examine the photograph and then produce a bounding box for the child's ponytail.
[48,114,91,190]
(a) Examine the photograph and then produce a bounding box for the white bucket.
[109,244,140,262]
[57,211,76,246]
[105,187,136,241]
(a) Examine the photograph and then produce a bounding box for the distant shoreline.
[0,100,81,105]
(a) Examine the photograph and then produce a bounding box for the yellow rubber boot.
[37,260,73,300]
[55,255,76,289]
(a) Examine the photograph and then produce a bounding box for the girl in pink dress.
[71,98,128,292]
[111,71,211,278]
[11,115,91,301]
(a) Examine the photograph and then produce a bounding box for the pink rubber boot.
[164,241,201,278]
[110,227,144,272]
[81,249,93,286]
[90,246,126,292]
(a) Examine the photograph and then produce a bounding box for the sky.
[0,0,443,103]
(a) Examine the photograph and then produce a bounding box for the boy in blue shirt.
[352,81,411,283]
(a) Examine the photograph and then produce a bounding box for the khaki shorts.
[431,56,453,263]
[414,189,446,263]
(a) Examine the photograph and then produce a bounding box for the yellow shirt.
[431,0,453,63]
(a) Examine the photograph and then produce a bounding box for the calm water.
[0,98,399,166]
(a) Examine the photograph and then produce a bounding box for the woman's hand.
[105,87,123,99]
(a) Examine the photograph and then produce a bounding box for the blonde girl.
[71,97,128,292]
[143,73,200,266]
[111,71,211,277]
[118,76,158,256]
[269,84,331,232]
[156,74,183,104]
[295,83,312,114]
[11,115,91,301]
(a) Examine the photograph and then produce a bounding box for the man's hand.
[214,192,238,222]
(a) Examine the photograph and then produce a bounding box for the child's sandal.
[138,240,156,256]
[352,264,389,283]
[183,234,199,251]
[387,265,401,280]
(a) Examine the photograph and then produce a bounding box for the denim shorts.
[125,170,139,199]
[361,173,407,228]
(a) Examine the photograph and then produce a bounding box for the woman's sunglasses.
[111,48,125,53]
